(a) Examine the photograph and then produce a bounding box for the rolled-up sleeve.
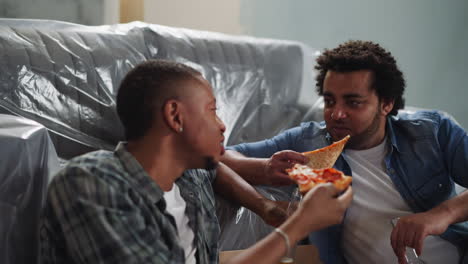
[228,126,304,158]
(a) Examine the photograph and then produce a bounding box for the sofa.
[0,18,320,263]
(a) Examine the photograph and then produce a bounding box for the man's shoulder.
[396,109,445,120]
[390,109,464,144]
[182,169,216,184]
[64,150,120,173]
[392,109,452,130]
[298,121,327,139]
[51,150,126,188]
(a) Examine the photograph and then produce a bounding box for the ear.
[162,99,184,133]
[380,98,394,116]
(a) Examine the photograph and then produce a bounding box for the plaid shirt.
[40,142,220,264]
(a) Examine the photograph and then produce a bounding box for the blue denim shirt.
[230,110,468,264]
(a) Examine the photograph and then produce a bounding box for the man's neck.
[127,137,185,192]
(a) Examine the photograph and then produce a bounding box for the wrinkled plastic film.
[0,19,317,158]
[217,185,297,250]
[0,19,320,252]
[0,114,60,264]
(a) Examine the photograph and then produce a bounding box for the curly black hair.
[117,60,201,141]
[315,40,405,115]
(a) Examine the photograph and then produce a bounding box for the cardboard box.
[219,245,323,264]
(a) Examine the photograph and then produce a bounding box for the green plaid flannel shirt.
[40,142,220,264]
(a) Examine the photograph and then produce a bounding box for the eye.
[346,100,363,108]
[324,98,335,107]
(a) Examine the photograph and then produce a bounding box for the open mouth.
[220,139,225,155]
[331,127,351,138]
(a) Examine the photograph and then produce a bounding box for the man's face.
[180,76,226,169]
[323,70,392,150]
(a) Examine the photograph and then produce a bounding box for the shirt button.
[438,183,443,188]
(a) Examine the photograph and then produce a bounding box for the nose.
[217,116,226,132]
[331,108,347,120]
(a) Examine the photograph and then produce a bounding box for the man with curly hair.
[222,40,468,264]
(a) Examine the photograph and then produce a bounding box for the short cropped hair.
[116,60,201,141]
[315,40,406,115]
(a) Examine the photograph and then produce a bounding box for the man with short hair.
[40,59,352,264]
[222,40,468,264]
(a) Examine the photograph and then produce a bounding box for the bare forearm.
[220,150,267,185]
[214,162,267,215]
[432,189,468,224]
[224,185,353,264]
[225,213,309,264]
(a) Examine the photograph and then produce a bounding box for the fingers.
[414,234,425,257]
[403,230,416,257]
[391,224,407,264]
[301,183,324,200]
[390,226,397,253]
[391,215,431,261]
[272,160,296,172]
[266,150,309,186]
[395,241,407,264]
[337,187,353,208]
[274,150,308,164]
[268,154,300,185]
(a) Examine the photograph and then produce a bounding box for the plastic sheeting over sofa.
[0,18,321,256]
[0,19,318,159]
[0,114,60,264]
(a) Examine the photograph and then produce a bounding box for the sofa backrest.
[0,19,318,159]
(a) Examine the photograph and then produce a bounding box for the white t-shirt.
[163,184,197,264]
[341,138,460,264]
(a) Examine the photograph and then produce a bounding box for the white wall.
[239,0,468,129]
[143,0,244,35]
[144,0,468,129]
[103,0,119,24]
[0,0,108,25]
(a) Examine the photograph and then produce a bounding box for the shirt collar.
[324,117,401,153]
[114,142,164,204]
[325,132,332,143]
[386,115,401,153]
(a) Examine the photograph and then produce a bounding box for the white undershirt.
[342,138,460,264]
[163,184,197,264]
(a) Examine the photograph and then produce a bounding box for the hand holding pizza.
[292,183,353,234]
[263,150,309,186]
[286,135,352,193]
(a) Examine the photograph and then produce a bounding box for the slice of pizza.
[286,164,352,193]
[302,135,350,169]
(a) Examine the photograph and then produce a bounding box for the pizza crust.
[302,135,350,169]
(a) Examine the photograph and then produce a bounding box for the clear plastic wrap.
[0,19,320,252]
[216,185,298,250]
[0,19,319,157]
[0,114,60,264]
